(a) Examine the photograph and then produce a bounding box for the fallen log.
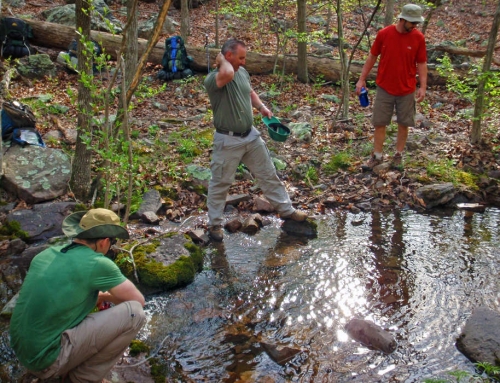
[430,44,500,66]
[26,19,461,85]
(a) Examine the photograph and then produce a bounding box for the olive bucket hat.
[398,4,424,23]
[62,208,129,239]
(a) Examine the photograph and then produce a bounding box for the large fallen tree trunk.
[26,19,464,85]
[430,44,500,65]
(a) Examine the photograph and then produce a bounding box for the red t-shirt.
[370,25,427,96]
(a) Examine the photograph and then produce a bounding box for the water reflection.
[137,210,500,382]
[2,209,500,382]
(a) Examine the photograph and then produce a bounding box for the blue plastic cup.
[359,87,369,107]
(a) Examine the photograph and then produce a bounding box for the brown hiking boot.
[391,152,403,170]
[281,210,308,222]
[361,154,383,172]
[208,225,224,241]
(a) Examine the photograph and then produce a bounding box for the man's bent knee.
[125,301,146,330]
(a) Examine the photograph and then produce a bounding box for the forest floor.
[3,0,500,223]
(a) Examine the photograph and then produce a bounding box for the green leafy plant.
[323,152,352,174]
[305,166,319,185]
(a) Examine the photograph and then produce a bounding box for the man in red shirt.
[356,4,427,170]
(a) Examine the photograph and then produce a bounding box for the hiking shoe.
[361,154,383,172]
[208,225,224,242]
[391,152,404,170]
[281,210,308,222]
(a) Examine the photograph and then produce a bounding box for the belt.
[216,129,251,137]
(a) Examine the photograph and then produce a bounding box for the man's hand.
[355,79,366,95]
[416,88,426,103]
[215,52,225,68]
[260,105,273,118]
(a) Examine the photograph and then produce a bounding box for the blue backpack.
[158,36,193,81]
[2,101,45,147]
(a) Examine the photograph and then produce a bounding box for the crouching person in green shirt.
[9,208,146,383]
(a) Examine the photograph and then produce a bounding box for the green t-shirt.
[9,244,126,371]
[204,67,254,133]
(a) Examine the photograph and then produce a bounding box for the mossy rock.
[116,233,204,293]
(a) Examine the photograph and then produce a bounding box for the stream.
[140,207,500,382]
[2,208,500,382]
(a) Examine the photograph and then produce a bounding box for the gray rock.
[130,189,162,219]
[3,145,71,204]
[252,196,274,213]
[281,219,317,238]
[17,54,57,79]
[7,203,76,243]
[138,15,176,39]
[415,183,457,209]
[141,211,160,224]
[186,229,209,245]
[345,318,397,354]
[456,307,500,365]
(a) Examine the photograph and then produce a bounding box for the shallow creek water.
[140,208,500,382]
[1,208,500,382]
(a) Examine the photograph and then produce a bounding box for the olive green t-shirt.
[9,244,126,371]
[204,66,254,133]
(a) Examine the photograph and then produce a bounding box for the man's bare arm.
[356,53,378,94]
[215,53,234,88]
[101,279,145,307]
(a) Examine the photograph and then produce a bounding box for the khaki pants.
[31,301,146,383]
[208,133,295,226]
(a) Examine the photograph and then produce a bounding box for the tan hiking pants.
[31,300,146,383]
[208,129,295,226]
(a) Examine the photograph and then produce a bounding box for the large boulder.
[7,202,76,243]
[456,307,500,366]
[2,145,71,204]
[116,233,204,294]
[41,0,123,33]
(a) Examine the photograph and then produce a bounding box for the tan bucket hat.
[398,4,425,23]
[62,208,129,239]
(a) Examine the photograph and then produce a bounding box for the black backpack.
[158,35,193,81]
[0,17,34,59]
[1,101,45,147]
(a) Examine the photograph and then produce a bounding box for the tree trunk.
[471,0,500,144]
[296,0,308,83]
[180,0,189,42]
[70,0,93,201]
[26,19,464,85]
[384,0,395,27]
[336,0,349,119]
[125,0,138,90]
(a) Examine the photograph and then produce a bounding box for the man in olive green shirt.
[204,38,307,241]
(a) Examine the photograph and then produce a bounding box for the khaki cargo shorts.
[372,86,416,128]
